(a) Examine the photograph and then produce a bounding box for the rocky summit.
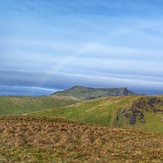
[53,86,136,100]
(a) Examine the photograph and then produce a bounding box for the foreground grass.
[0,116,163,162]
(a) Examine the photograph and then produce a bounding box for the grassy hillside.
[0,95,80,115]
[53,86,136,100]
[0,115,163,162]
[30,96,139,125]
[31,96,163,132]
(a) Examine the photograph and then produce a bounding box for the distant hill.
[53,86,136,100]
[0,95,80,115]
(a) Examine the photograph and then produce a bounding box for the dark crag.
[119,97,163,125]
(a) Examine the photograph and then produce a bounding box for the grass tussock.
[0,115,163,162]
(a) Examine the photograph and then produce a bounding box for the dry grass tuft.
[0,115,163,162]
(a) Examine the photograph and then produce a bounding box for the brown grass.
[0,115,163,162]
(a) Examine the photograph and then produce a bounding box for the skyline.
[1,0,163,96]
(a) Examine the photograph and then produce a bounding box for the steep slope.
[115,96,163,131]
[31,96,163,132]
[0,95,81,115]
[53,86,136,100]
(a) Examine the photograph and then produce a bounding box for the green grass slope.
[53,86,136,100]
[0,95,80,115]
[31,96,163,132]
[30,96,139,125]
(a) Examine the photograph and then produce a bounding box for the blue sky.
[1,0,163,96]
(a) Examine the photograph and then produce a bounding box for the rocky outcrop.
[120,97,163,125]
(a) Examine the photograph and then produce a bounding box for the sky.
[1,0,163,96]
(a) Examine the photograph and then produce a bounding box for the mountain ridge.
[53,85,137,100]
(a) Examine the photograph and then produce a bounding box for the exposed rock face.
[120,97,163,125]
